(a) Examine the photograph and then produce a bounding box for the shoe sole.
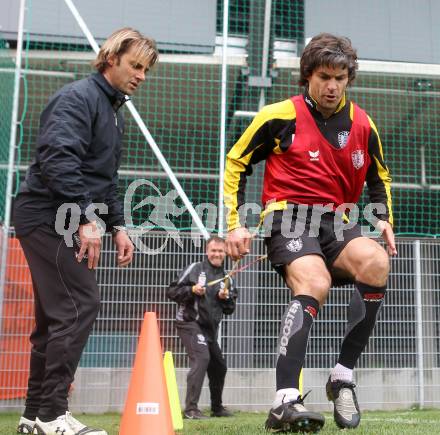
[265,415,325,433]
[184,414,209,420]
[326,383,360,429]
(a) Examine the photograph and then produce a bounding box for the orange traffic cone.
[120,312,174,435]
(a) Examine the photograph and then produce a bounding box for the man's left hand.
[377,220,397,256]
[113,231,134,267]
[218,287,229,300]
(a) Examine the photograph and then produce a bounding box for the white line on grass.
[362,417,438,424]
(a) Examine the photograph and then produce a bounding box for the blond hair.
[94,27,158,72]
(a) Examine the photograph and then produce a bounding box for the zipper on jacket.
[112,95,129,127]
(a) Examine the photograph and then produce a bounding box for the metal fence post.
[218,0,229,238]
[414,239,424,408]
[217,0,230,352]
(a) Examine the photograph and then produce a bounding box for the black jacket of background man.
[167,260,238,342]
[13,72,127,236]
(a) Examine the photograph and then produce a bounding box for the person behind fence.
[224,33,397,433]
[167,236,238,420]
[12,28,158,435]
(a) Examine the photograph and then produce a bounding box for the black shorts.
[264,207,363,286]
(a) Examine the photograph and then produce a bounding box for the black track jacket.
[14,72,127,236]
[167,260,238,342]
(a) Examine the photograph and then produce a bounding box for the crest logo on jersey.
[286,238,303,253]
[337,130,350,148]
[308,150,320,161]
[351,150,365,169]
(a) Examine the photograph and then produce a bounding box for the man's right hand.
[78,221,102,270]
[192,283,206,296]
[226,227,252,260]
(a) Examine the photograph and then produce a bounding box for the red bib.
[262,95,371,208]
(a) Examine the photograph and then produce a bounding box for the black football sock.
[338,282,387,369]
[276,295,319,390]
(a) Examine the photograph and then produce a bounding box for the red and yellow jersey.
[224,92,393,231]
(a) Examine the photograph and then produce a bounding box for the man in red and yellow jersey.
[224,33,396,433]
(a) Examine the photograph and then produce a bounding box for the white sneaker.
[33,415,74,435]
[65,412,107,435]
[17,416,35,434]
[32,412,107,435]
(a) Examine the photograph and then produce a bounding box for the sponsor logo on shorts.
[286,238,303,253]
[351,150,365,169]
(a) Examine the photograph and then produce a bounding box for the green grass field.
[1,409,439,434]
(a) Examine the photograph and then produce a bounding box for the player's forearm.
[224,156,249,231]
[366,164,393,225]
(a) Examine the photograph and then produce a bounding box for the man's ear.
[107,54,116,67]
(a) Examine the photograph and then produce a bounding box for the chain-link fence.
[1,234,439,411]
[1,0,439,234]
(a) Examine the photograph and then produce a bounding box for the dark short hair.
[206,236,225,247]
[299,33,358,87]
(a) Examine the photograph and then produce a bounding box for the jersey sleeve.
[224,99,296,231]
[365,116,394,225]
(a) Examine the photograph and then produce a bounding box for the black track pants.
[18,224,101,420]
[176,321,227,412]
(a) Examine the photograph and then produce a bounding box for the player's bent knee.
[290,276,330,302]
[357,251,390,286]
[310,276,331,294]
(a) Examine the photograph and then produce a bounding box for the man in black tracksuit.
[167,236,238,419]
[13,28,158,435]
